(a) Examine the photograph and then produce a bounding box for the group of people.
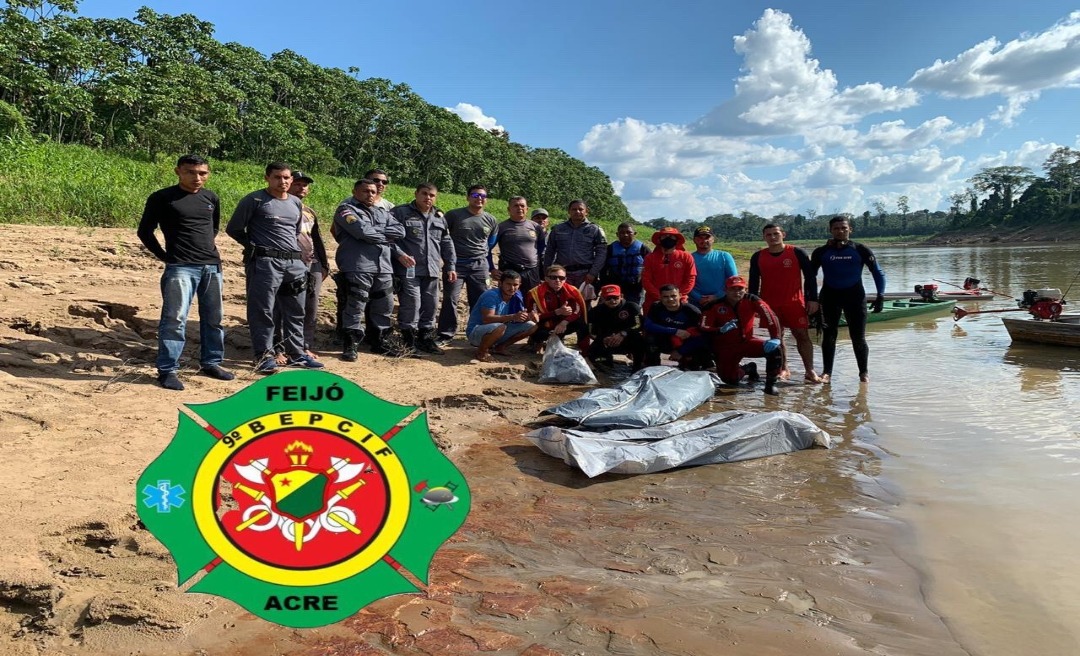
[137,155,886,394]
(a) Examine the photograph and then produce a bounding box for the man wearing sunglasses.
[436,184,498,345]
[524,264,590,353]
[364,169,395,211]
[543,199,607,289]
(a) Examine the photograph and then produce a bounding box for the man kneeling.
[588,284,645,371]
[701,275,783,395]
[642,284,709,369]
[465,270,537,362]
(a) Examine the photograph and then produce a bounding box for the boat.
[839,299,956,326]
[882,290,995,301]
[1001,315,1080,347]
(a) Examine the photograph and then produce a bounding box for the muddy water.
[840,243,1080,655]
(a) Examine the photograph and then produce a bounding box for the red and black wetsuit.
[748,245,816,330]
[700,294,781,384]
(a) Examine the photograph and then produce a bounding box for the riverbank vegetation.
[0,0,630,225]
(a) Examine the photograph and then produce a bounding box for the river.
[801,242,1080,655]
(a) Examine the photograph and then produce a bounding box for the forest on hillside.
[0,0,631,223]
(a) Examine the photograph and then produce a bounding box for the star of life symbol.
[135,371,470,628]
[142,480,185,513]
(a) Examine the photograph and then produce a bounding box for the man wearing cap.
[543,199,606,289]
[688,226,737,308]
[641,226,696,311]
[435,184,498,344]
[525,264,590,352]
[226,162,324,373]
[700,275,783,395]
[390,183,456,354]
[333,178,407,361]
[465,270,537,362]
[491,196,545,293]
[809,216,886,384]
[587,284,645,371]
[748,223,820,383]
[272,170,329,363]
[642,283,707,368]
[600,223,651,309]
[530,208,549,284]
[138,154,233,391]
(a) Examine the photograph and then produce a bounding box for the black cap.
[293,170,314,183]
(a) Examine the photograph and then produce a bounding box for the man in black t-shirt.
[587,284,645,370]
[137,154,234,391]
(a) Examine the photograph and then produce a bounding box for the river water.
[798,243,1080,655]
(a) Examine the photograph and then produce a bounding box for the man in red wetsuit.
[641,226,696,311]
[525,264,590,353]
[701,275,783,395]
[748,223,821,383]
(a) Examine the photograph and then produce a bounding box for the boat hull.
[1001,315,1080,347]
[839,299,956,326]
[882,291,995,301]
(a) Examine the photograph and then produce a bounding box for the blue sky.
[79,1,1080,222]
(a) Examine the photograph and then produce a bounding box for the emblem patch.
[136,371,469,627]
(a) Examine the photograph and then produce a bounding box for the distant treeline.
[0,1,632,223]
[647,152,1080,241]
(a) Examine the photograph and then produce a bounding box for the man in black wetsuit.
[809,216,886,384]
[138,154,234,391]
[587,284,645,371]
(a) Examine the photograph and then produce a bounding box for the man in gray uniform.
[273,170,329,363]
[543,199,607,289]
[390,183,456,354]
[435,184,498,344]
[226,162,324,373]
[365,168,395,211]
[491,196,545,293]
[334,178,406,361]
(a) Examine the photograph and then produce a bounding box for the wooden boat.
[1001,314,1080,347]
[882,290,995,301]
[839,299,956,326]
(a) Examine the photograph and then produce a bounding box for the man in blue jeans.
[137,154,234,391]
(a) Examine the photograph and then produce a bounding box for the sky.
[77,0,1080,222]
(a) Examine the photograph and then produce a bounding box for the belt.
[254,247,302,260]
[565,264,590,272]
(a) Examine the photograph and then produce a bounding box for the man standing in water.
[749,223,821,383]
[809,216,885,384]
[138,154,233,390]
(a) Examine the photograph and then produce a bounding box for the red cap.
[726,275,747,289]
[599,284,622,298]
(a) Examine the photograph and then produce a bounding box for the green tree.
[1043,146,1080,207]
[969,165,1036,212]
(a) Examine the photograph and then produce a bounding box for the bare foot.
[274,352,288,366]
[778,368,792,381]
[804,372,822,384]
[819,373,831,384]
[304,349,319,360]
[474,350,495,362]
[491,345,511,356]
[859,373,870,383]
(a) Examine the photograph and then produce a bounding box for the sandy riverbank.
[0,225,969,655]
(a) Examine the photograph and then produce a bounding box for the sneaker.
[255,358,278,374]
[157,371,184,391]
[742,362,760,382]
[434,335,453,346]
[199,365,235,381]
[288,354,325,369]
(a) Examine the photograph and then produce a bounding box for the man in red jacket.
[525,264,590,353]
[701,275,783,395]
[641,226,696,311]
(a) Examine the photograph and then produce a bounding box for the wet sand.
[0,225,969,655]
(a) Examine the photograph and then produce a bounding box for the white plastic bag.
[538,335,597,385]
[578,282,597,302]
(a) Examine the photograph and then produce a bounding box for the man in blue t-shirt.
[688,226,737,307]
[465,270,537,362]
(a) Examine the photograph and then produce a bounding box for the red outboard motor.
[913,284,939,301]
[1019,289,1065,320]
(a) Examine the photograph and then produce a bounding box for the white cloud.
[908,11,1080,123]
[865,149,966,185]
[856,117,985,153]
[445,102,505,132]
[692,9,918,136]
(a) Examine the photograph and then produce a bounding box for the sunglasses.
[547,275,566,281]
[372,178,389,185]
[469,192,488,199]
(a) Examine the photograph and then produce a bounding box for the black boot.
[416,328,443,354]
[742,361,760,382]
[764,351,782,395]
[397,328,421,358]
[368,327,388,355]
[342,330,360,362]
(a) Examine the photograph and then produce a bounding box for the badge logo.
[136,371,469,628]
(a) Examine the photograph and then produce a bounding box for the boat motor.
[913,284,939,301]
[1018,289,1065,321]
[963,277,981,290]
